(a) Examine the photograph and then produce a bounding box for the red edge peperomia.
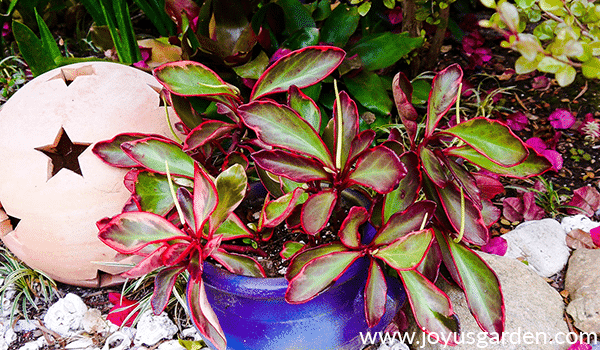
[93,47,552,349]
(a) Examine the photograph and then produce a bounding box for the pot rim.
[202,256,368,298]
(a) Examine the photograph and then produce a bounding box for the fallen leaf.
[566,229,595,249]
[567,342,592,350]
[591,226,600,247]
[567,186,600,216]
[107,293,139,327]
[480,236,507,256]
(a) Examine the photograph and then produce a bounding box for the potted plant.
[93,46,552,349]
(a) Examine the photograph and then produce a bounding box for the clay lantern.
[0,62,179,287]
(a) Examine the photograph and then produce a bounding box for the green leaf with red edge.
[435,182,489,246]
[333,91,360,172]
[239,101,334,168]
[393,72,419,146]
[135,172,181,216]
[252,150,331,183]
[211,249,266,277]
[193,163,218,235]
[425,64,463,138]
[438,118,528,167]
[177,187,195,229]
[250,46,345,100]
[183,121,237,152]
[420,147,449,188]
[210,248,267,277]
[286,243,348,280]
[285,251,362,303]
[445,145,552,178]
[121,138,196,178]
[382,152,422,223]
[151,265,186,314]
[280,241,305,260]
[348,130,376,166]
[373,202,436,246]
[365,259,388,328]
[416,240,442,283]
[122,245,168,278]
[98,212,188,254]
[445,160,482,210]
[435,230,505,337]
[211,164,247,232]
[398,270,459,346]
[348,146,406,194]
[187,277,227,350]
[153,60,240,100]
[214,213,254,240]
[262,188,307,228]
[339,207,369,249]
[374,229,433,271]
[288,85,321,131]
[93,133,170,167]
[162,243,193,266]
[301,190,337,235]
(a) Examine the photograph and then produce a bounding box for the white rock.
[4,327,16,347]
[157,340,186,350]
[43,293,88,336]
[102,331,132,350]
[377,338,410,350]
[561,215,600,234]
[502,218,570,277]
[14,320,38,333]
[18,337,47,350]
[82,309,108,334]
[133,311,178,346]
[65,337,95,349]
[180,327,203,341]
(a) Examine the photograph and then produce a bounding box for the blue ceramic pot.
[200,256,406,350]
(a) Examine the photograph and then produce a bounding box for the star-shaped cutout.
[35,128,91,179]
[49,65,95,86]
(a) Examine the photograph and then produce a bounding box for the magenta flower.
[548,109,575,129]
[1,22,9,37]
[505,111,528,131]
[526,137,562,171]
[579,113,600,140]
[591,226,600,248]
[480,236,507,256]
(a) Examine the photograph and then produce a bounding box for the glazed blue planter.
[200,256,406,350]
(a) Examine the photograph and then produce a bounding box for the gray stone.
[561,215,600,234]
[502,218,570,277]
[408,252,569,350]
[565,248,600,334]
[43,293,88,337]
[133,311,178,346]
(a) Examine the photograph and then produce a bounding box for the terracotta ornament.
[0,62,178,287]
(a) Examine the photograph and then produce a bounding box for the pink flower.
[526,137,563,171]
[481,236,507,255]
[1,22,9,37]
[387,7,403,25]
[590,226,600,248]
[107,293,139,327]
[548,109,575,129]
[567,342,592,350]
[133,47,152,69]
[505,111,528,131]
